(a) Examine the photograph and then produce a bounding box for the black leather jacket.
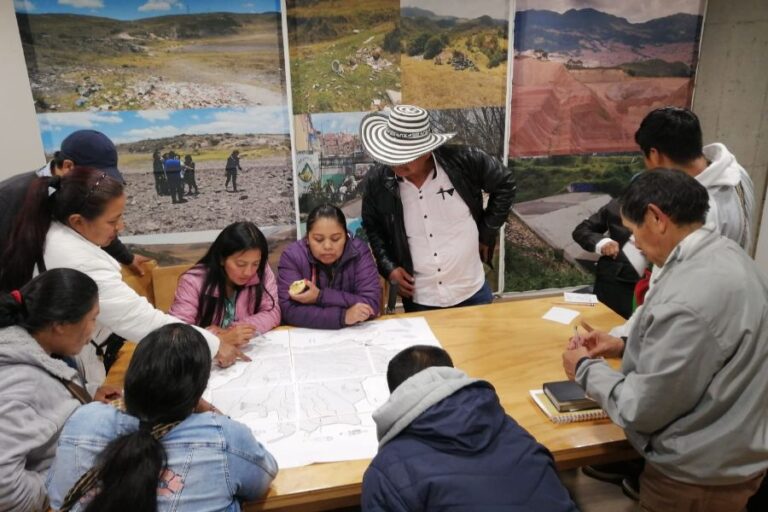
[572,198,641,284]
[361,145,516,278]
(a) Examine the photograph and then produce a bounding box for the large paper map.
[203,317,441,468]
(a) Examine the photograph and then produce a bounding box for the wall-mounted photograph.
[428,105,506,159]
[400,0,509,109]
[16,0,286,113]
[293,111,369,236]
[38,106,295,264]
[508,0,706,157]
[503,0,706,294]
[286,0,401,114]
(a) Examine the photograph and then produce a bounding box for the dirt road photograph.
[16,0,286,113]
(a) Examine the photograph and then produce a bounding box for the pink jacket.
[169,264,281,334]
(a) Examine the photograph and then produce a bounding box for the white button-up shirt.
[399,158,485,307]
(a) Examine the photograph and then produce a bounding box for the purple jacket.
[169,264,281,334]
[277,237,381,329]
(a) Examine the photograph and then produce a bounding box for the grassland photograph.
[429,106,506,159]
[503,153,645,292]
[37,106,295,237]
[510,153,644,203]
[508,0,706,157]
[400,0,509,109]
[286,0,400,114]
[16,0,286,113]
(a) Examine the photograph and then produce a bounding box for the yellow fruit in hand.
[290,280,307,295]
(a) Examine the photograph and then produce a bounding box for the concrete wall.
[692,0,768,266]
[0,0,45,179]
[757,193,768,270]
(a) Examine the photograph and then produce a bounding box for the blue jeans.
[403,281,493,313]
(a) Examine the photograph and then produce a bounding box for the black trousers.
[153,172,168,195]
[167,172,184,202]
[225,168,238,191]
[185,171,199,193]
[594,278,636,319]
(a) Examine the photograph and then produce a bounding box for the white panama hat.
[360,105,455,166]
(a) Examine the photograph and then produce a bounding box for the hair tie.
[48,175,62,197]
[138,419,181,440]
[9,290,22,305]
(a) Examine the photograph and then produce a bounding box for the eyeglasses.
[79,171,109,211]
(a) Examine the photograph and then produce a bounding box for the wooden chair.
[151,263,193,313]
[120,259,158,306]
[108,260,159,388]
[379,276,390,315]
[103,341,136,388]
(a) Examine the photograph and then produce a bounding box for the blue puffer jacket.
[362,367,578,511]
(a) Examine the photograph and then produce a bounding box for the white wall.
[0,0,45,179]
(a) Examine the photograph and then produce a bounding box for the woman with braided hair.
[47,323,277,512]
[0,268,118,512]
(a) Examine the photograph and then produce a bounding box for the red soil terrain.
[508,57,692,157]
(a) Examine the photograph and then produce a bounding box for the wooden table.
[245,297,636,511]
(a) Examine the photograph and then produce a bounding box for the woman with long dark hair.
[0,268,117,512]
[278,204,381,329]
[170,221,280,345]
[47,324,278,512]
[0,167,242,388]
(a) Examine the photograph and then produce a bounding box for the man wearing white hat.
[361,105,516,312]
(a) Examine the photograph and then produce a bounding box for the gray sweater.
[0,326,82,511]
[577,227,768,485]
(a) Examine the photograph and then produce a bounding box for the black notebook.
[542,380,598,412]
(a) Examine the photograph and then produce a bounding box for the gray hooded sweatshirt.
[0,326,82,512]
[374,366,479,446]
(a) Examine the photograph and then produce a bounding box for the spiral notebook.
[529,389,608,424]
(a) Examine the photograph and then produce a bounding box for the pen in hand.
[568,324,584,349]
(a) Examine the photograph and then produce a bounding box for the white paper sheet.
[542,306,580,325]
[203,317,442,469]
[622,238,648,277]
[563,292,598,305]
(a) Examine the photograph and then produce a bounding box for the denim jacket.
[46,402,278,511]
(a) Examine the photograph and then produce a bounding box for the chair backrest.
[152,263,193,313]
[120,260,158,306]
[379,275,387,315]
[379,276,400,315]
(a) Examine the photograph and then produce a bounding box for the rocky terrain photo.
[114,134,296,236]
[509,7,703,157]
[16,11,286,113]
[287,0,401,113]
